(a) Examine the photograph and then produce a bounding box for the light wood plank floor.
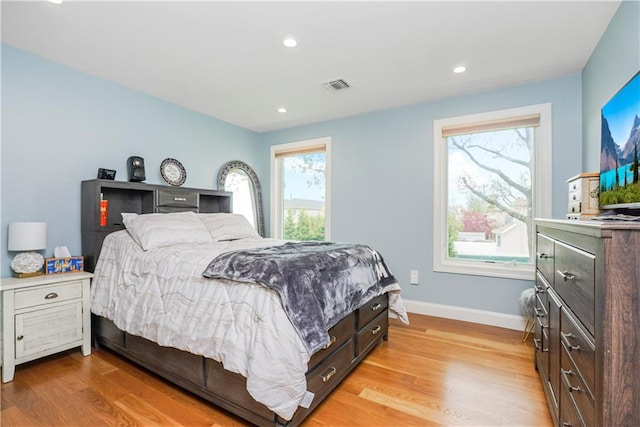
[1,313,552,426]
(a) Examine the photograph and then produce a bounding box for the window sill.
[433,259,535,280]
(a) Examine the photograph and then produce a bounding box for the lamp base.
[10,252,45,278]
[13,271,43,279]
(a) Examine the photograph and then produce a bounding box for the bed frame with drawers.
[81,179,391,426]
[534,219,639,427]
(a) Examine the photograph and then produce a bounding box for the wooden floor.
[1,313,552,426]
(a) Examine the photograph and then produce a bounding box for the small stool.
[519,288,536,342]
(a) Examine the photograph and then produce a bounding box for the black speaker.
[127,156,146,182]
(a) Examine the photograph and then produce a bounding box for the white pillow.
[198,213,261,241]
[121,211,213,250]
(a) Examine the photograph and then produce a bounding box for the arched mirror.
[217,160,265,237]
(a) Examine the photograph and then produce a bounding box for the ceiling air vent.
[323,78,351,92]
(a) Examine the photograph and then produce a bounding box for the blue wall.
[582,0,639,171]
[2,0,634,317]
[260,76,583,315]
[1,45,261,277]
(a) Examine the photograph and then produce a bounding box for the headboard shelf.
[81,179,232,271]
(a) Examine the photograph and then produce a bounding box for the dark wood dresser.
[534,219,639,427]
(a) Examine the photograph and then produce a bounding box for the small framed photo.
[45,256,84,275]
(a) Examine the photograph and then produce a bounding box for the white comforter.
[90,231,407,420]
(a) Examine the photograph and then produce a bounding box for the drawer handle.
[561,332,581,352]
[561,368,582,393]
[44,292,59,300]
[323,335,337,349]
[534,284,545,294]
[534,338,549,352]
[557,270,576,282]
[536,252,550,259]
[321,367,337,383]
[173,197,187,201]
[371,303,382,311]
[534,307,546,318]
[533,338,541,351]
[16,335,24,341]
[370,325,382,335]
[562,422,572,427]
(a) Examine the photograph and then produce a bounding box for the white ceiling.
[1,1,621,133]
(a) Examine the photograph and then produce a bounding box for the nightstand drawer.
[14,281,82,310]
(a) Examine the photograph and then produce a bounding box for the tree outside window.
[433,104,551,280]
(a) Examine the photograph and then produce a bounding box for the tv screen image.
[599,71,640,209]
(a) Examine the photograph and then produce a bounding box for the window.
[270,137,331,241]
[433,104,551,280]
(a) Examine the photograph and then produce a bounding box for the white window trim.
[270,137,332,240]
[433,103,552,280]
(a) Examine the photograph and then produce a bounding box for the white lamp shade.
[8,222,47,251]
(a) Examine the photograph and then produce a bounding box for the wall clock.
[160,158,187,186]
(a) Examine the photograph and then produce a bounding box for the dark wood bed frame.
[81,179,391,426]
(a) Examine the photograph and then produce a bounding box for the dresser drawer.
[554,241,595,335]
[14,281,83,310]
[156,190,198,208]
[560,307,595,394]
[537,326,550,378]
[536,233,555,285]
[560,374,588,427]
[535,294,548,333]
[535,272,549,309]
[309,312,355,369]
[357,310,388,355]
[307,339,355,397]
[561,349,595,426]
[358,293,388,328]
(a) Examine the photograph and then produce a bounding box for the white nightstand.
[1,271,93,383]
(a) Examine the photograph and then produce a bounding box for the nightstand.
[1,271,93,383]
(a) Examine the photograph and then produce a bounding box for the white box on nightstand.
[1,271,93,383]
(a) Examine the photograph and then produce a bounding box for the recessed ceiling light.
[453,66,466,74]
[48,0,63,4]
[283,38,297,48]
[277,107,287,113]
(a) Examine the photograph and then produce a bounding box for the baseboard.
[403,299,527,331]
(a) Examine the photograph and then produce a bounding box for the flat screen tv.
[599,71,640,210]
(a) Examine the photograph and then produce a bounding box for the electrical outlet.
[410,269,419,285]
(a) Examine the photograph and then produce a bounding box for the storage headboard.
[81,179,232,272]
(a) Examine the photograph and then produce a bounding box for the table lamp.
[8,222,47,278]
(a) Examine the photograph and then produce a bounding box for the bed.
[82,179,408,426]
